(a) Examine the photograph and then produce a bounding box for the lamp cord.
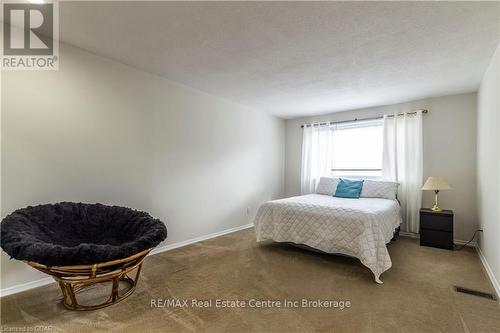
[454,229,482,251]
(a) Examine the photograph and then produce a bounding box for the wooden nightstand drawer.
[420,214,453,232]
[419,208,454,251]
[420,229,453,250]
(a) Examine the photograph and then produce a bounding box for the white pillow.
[360,180,399,200]
[316,177,340,195]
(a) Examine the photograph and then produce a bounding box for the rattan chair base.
[27,248,151,311]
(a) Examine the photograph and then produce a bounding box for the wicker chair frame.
[27,248,151,311]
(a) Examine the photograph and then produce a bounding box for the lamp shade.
[422,176,451,190]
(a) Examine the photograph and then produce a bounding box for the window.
[331,119,383,178]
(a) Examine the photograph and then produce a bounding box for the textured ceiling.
[59,2,500,118]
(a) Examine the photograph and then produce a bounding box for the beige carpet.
[1,228,499,333]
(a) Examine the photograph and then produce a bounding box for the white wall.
[477,42,500,292]
[0,43,285,291]
[285,93,478,241]
[149,74,285,244]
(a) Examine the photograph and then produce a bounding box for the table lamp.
[422,176,451,212]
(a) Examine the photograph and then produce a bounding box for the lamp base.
[431,190,443,212]
[431,204,443,212]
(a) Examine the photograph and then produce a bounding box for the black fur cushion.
[0,202,167,266]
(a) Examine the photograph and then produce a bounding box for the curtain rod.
[300,109,428,128]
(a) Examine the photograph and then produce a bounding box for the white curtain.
[301,125,333,194]
[382,111,423,233]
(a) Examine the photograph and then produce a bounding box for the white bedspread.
[254,194,402,283]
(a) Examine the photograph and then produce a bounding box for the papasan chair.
[1,202,167,310]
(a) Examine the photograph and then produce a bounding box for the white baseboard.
[454,239,478,247]
[399,232,477,247]
[0,277,54,298]
[150,223,254,255]
[1,223,255,297]
[476,246,500,300]
[399,231,419,239]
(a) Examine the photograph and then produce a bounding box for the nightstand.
[419,208,454,250]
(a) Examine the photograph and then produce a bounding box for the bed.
[253,178,402,284]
